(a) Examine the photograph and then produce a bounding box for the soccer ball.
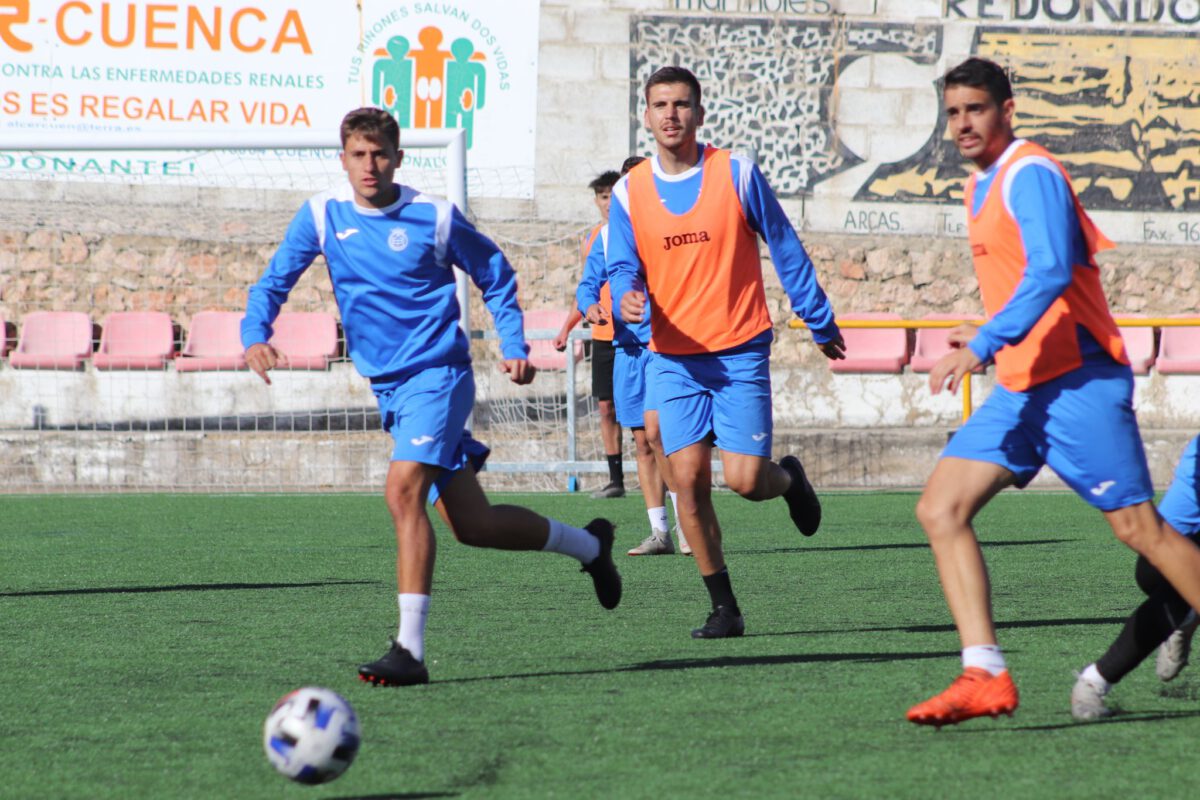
[263,686,360,785]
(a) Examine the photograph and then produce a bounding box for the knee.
[915,492,960,540]
[451,523,488,547]
[1109,515,1157,551]
[385,482,427,521]
[723,471,761,500]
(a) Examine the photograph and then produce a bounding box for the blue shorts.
[614,345,652,429]
[943,360,1153,511]
[650,343,772,457]
[371,363,490,504]
[1159,434,1200,536]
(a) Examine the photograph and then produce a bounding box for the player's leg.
[592,339,625,498]
[669,438,743,638]
[709,344,821,535]
[645,367,687,553]
[626,426,674,555]
[433,464,622,610]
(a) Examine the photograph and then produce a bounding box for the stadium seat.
[1115,316,1156,375]
[910,313,986,373]
[8,311,94,369]
[1154,320,1200,374]
[828,312,910,374]
[524,309,583,370]
[175,311,247,371]
[269,312,340,370]
[93,311,176,370]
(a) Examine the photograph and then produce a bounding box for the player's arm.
[576,233,611,328]
[964,163,1078,366]
[553,308,582,352]
[444,205,534,384]
[605,182,647,324]
[241,205,322,385]
[737,157,844,360]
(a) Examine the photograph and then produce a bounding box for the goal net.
[0,135,607,493]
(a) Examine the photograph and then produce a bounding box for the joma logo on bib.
[662,230,711,251]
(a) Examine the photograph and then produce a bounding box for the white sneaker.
[1156,610,1199,682]
[1070,673,1113,721]
[627,532,674,556]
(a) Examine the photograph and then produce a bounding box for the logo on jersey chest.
[388,226,410,252]
[662,230,711,251]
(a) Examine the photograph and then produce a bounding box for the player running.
[608,66,845,638]
[908,58,1200,726]
[1071,434,1200,720]
[241,107,621,687]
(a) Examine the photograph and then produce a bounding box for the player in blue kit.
[1071,434,1200,720]
[608,67,844,638]
[908,58,1200,726]
[241,107,621,686]
[577,155,686,556]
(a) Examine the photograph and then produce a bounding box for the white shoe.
[1156,610,1199,682]
[627,532,674,556]
[1070,673,1113,721]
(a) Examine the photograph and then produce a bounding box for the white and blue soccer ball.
[263,686,360,785]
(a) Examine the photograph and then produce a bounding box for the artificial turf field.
[3,491,1197,799]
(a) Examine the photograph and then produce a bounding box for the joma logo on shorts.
[662,230,711,251]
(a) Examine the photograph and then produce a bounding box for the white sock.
[669,492,688,546]
[962,644,1007,676]
[397,593,430,663]
[648,506,669,534]
[543,518,601,564]
[669,491,679,519]
[1081,663,1111,693]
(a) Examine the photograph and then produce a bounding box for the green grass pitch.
[2,491,1197,799]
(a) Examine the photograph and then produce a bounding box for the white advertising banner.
[0,0,540,198]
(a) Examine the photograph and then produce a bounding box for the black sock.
[606,454,624,486]
[702,568,739,614]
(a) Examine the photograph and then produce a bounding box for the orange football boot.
[907,667,1019,727]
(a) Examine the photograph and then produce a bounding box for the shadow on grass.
[1,579,376,597]
[746,615,1127,638]
[730,538,1073,556]
[435,649,960,684]
[955,708,1200,733]
[327,793,460,800]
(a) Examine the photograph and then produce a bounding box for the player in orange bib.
[907,58,1200,727]
[608,67,846,638]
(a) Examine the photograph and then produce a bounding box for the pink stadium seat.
[175,311,247,371]
[829,312,910,374]
[269,312,340,370]
[910,313,986,373]
[524,309,583,370]
[93,311,175,370]
[8,311,93,369]
[1114,316,1156,375]
[1154,319,1200,374]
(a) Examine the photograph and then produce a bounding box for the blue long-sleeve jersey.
[967,141,1103,364]
[242,183,529,379]
[574,224,652,347]
[606,145,839,346]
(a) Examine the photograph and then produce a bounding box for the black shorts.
[591,338,616,401]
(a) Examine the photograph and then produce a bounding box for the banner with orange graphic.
[0,1,540,198]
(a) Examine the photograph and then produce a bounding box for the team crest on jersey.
[388,227,410,252]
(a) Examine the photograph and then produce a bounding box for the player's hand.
[245,342,280,385]
[585,303,610,327]
[620,292,645,324]
[945,322,980,348]
[501,358,536,385]
[817,334,846,361]
[929,347,982,396]
[552,332,568,352]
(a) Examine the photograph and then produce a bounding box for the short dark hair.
[620,156,646,175]
[644,66,702,106]
[339,107,400,149]
[588,170,620,192]
[942,57,1013,107]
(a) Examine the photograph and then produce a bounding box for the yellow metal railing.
[789,317,1200,423]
